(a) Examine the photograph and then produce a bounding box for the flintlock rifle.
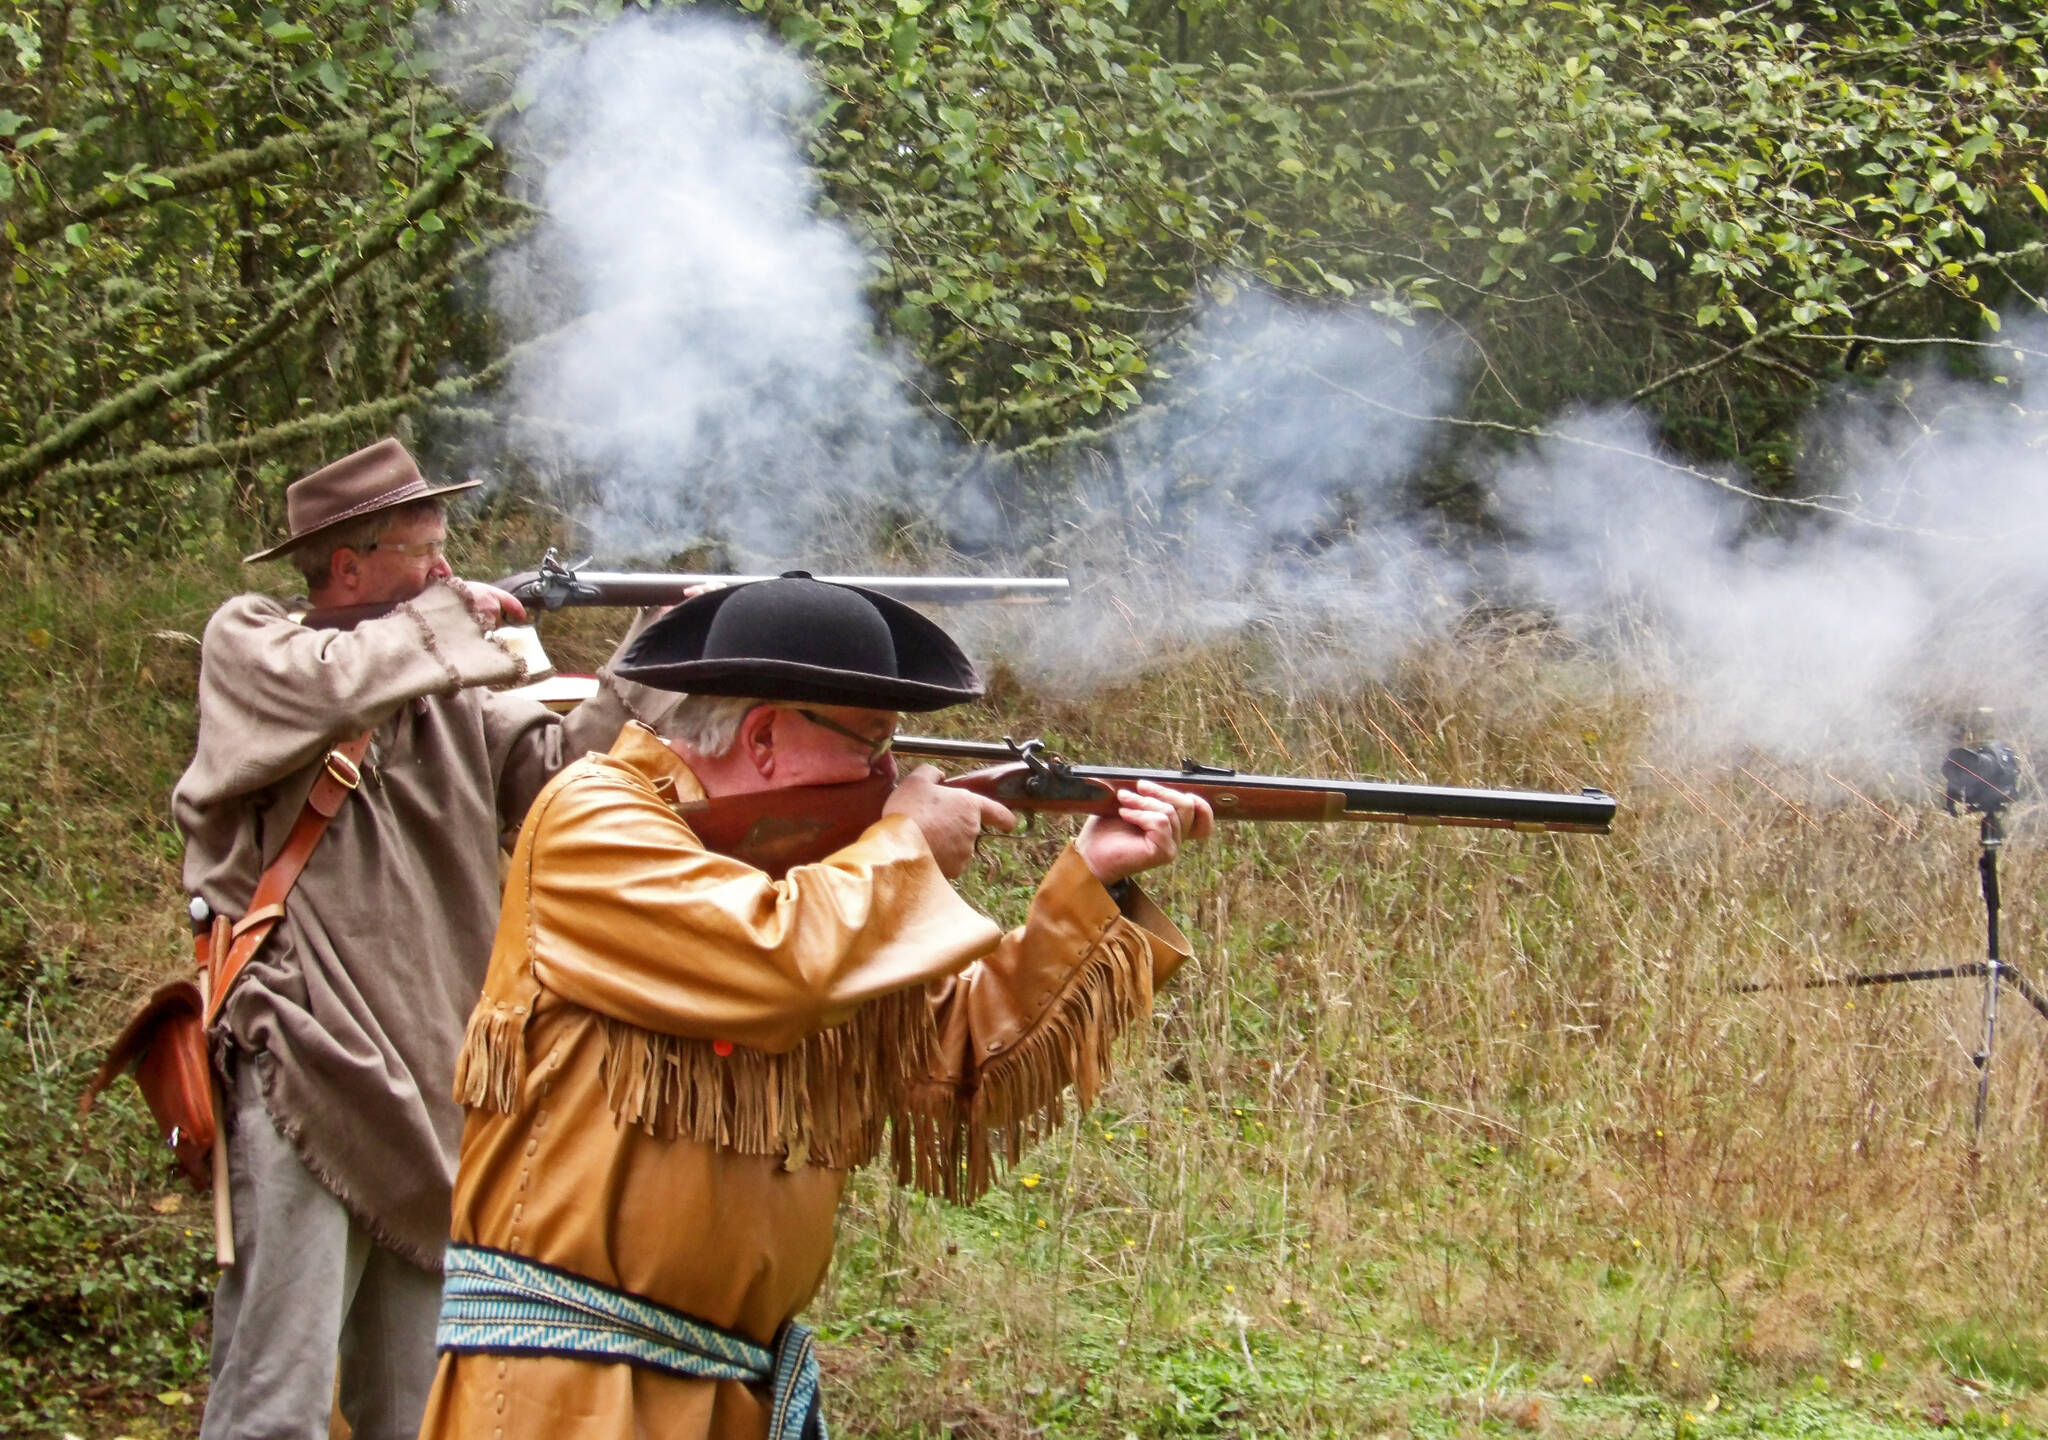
[497,548,1069,610]
[677,736,1617,876]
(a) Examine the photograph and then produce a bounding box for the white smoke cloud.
[464,6,2048,781]
[1015,294,1471,696]
[485,14,941,562]
[1489,348,2048,773]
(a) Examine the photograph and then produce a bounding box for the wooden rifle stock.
[679,737,1616,875]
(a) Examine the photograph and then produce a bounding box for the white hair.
[661,694,768,757]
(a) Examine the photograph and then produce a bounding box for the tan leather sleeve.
[925,845,1192,1092]
[522,769,1003,1054]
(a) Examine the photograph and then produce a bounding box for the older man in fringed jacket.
[176,438,623,1440]
[418,575,1214,1440]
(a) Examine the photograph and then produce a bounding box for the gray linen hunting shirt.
[173,577,616,1268]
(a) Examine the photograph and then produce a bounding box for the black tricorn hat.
[612,573,984,712]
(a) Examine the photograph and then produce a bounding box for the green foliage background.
[8,0,2048,1433]
[4,0,2047,529]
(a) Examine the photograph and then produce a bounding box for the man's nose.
[429,553,453,581]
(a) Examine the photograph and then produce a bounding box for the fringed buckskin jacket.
[418,722,1191,1439]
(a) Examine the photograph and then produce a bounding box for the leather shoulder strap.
[204,732,373,1028]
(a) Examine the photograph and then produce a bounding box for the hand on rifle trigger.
[465,582,529,629]
[1077,780,1215,886]
[884,765,1017,880]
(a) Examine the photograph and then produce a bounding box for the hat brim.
[606,656,980,711]
[242,479,484,564]
[611,580,984,712]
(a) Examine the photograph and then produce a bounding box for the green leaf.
[1497,226,1528,244]
[1276,156,1307,178]
[0,109,23,139]
[315,59,350,98]
[62,222,89,247]
[266,20,318,43]
[890,15,920,69]
[0,164,12,203]
[1695,304,1722,326]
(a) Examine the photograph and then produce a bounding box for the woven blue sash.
[436,1244,824,1440]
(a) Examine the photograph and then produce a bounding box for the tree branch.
[0,170,463,494]
[1302,366,1958,537]
[33,354,517,491]
[1629,240,2048,404]
[5,108,408,249]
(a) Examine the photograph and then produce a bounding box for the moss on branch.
[0,169,466,494]
[4,108,409,250]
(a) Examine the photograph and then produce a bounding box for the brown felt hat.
[243,438,481,564]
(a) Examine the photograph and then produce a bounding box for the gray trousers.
[200,1064,441,1440]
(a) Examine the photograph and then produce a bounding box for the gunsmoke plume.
[462,8,2048,783]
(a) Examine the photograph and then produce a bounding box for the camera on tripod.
[1740,732,2039,1145]
[1943,742,2021,818]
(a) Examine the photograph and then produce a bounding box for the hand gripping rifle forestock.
[678,737,1616,876]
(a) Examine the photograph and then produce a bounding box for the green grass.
[8,535,2048,1436]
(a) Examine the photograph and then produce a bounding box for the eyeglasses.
[366,536,447,563]
[790,708,895,764]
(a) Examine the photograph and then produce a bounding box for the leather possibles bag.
[79,734,373,1190]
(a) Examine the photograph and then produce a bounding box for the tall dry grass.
[821,622,2048,1433]
[7,533,2044,1432]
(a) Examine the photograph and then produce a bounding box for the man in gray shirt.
[175,438,613,1439]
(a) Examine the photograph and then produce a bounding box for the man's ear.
[739,705,778,780]
[327,546,363,597]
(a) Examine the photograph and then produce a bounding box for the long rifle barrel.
[679,735,1614,873]
[896,736,1617,835]
[499,559,1069,611]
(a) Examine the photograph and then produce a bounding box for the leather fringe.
[453,1001,528,1116]
[894,918,1154,1205]
[595,988,942,1172]
[457,917,1157,1200]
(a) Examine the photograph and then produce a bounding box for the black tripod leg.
[1972,821,2004,1144]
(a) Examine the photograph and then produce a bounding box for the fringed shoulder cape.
[420,721,1191,1440]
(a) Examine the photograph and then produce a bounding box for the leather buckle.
[323,750,362,790]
